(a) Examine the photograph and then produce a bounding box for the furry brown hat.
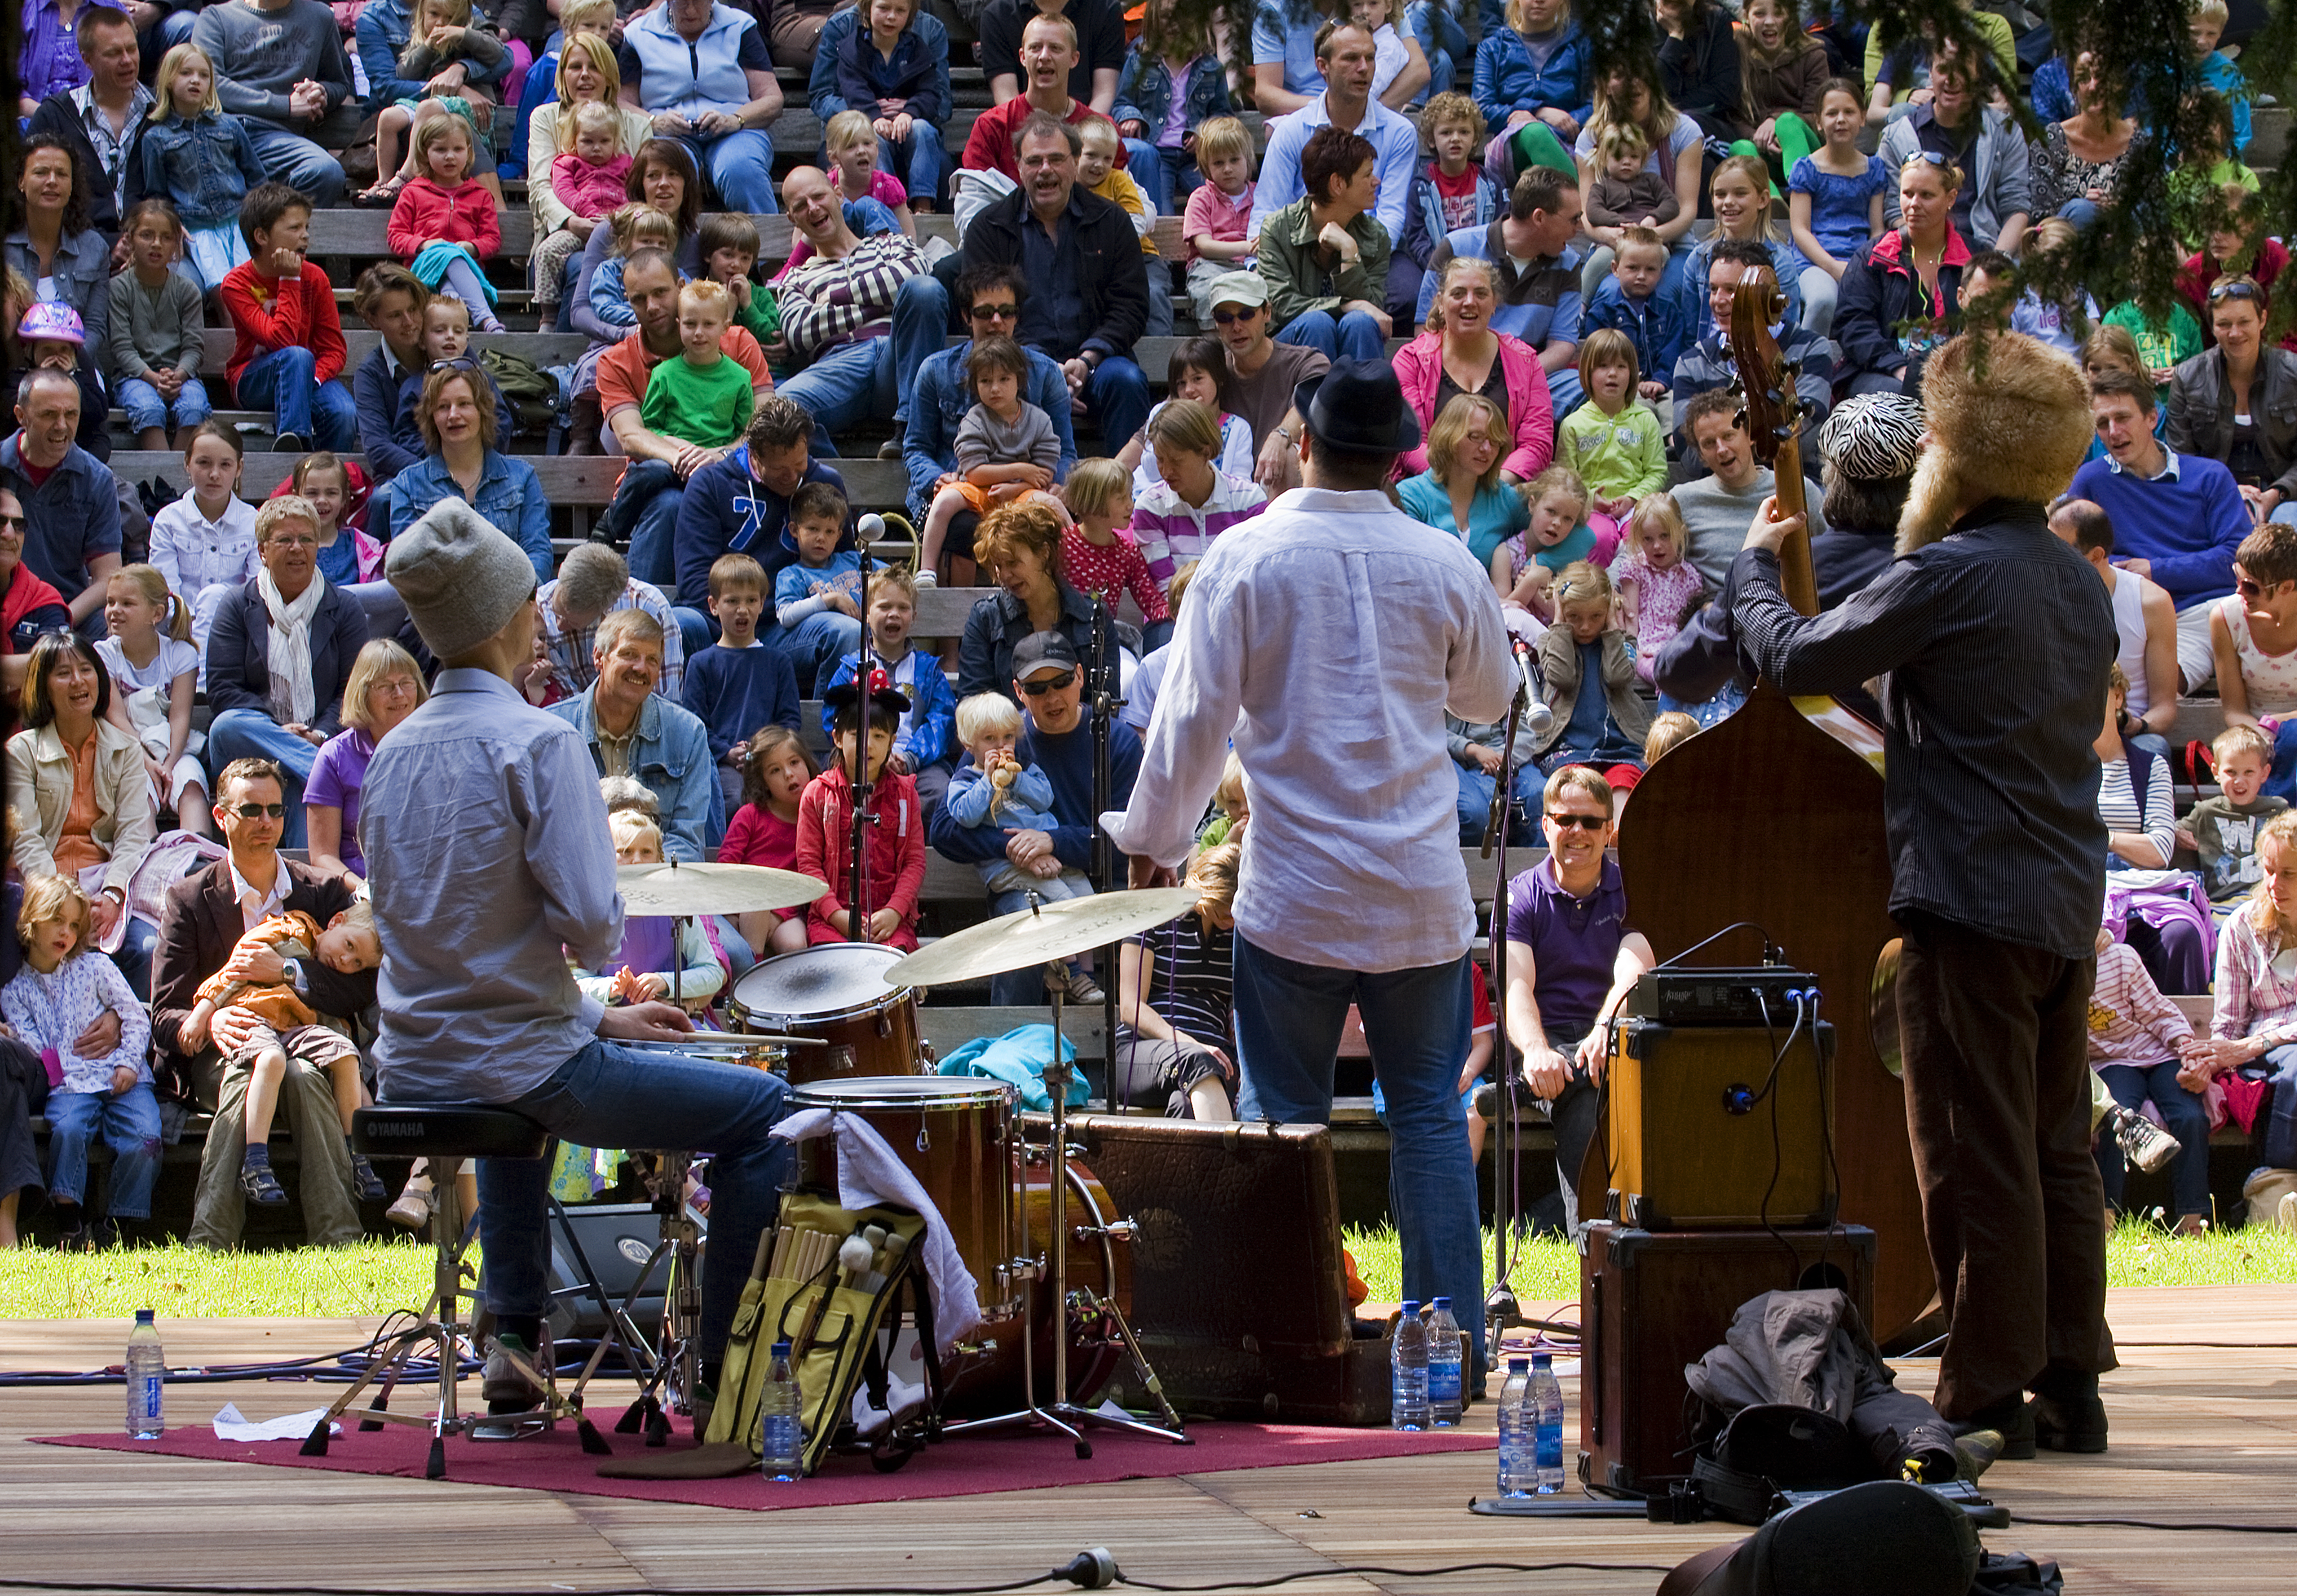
[1898,333,2093,554]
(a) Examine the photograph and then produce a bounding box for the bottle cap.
[1532,1350,1551,1367]
[1508,1356,1529,1371]
[1399,1300,1419,1314]
[1432,1296,1450,1310]
[134,1309,154,1324]
[771,1339,792,1356]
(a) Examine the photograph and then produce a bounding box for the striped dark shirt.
[1730,498,2113,959]
[1116,915,1234,1053]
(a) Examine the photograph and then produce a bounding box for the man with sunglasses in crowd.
[1499,766,1655,1244]
[1204,271,1327,497]
[150,757,372,1250]
[903,266,1079,567]
[2070,368,2250,692]
[927,631,1139,1004]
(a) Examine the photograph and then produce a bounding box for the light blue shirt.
[365,669,619,1104]
[1247,92,1420,247]
[1250,5,1324,98]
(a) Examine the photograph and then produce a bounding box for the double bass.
[1611,267,1932,1341]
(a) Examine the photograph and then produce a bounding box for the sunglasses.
[428,355,478,373]
[231,803,288,819]
[1019,669,1077,696]
[2237,576,2284,598]
[1545,812,1607,831]
[1211,306,1262,324]
[968,303,1019,320]
[2210,279,2265,304]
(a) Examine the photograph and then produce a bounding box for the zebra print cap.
[1817,392,1926,482]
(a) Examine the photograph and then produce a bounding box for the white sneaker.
[913,569,938,589]
[2278,1191,2297,1233]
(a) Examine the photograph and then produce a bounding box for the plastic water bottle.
[1530,1350,1564,1494]
[758,1339,803,1481]
[1496,1356,1534,1496]
[1390,1299,1428,1431]
[1427,1297,1465,1426]
[125,1310,164,1439]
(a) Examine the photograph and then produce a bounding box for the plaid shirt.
[2211,906,2297,1050]
[536,576,685,702]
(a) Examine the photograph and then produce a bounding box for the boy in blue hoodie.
[820,564,957,813]
[1581,226,1686,410]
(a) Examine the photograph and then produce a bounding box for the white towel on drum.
[771,1108,982,1353]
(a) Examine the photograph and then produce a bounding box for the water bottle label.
[138,1374,162,1414]
[1535,1427,1563,1471]
[1429,1361,1461,1404]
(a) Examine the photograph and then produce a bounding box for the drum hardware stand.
[614,1149,706,1442]
[944,901,1188,1457]
[848,515,882,950]
[1088,594,1125,1114]
[1482,647,1545,1368]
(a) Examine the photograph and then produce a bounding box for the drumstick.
[765,1224,796,1281]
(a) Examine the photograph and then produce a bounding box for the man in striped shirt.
[1730,333,2119,1458]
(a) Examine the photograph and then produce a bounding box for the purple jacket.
[19,0,127,106]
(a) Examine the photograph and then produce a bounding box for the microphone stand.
[1088,595,1125,1110]
[847,534,877,945]
[1481,668,1533,1369]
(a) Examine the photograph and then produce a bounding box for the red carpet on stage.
[35,1417,1494,1510]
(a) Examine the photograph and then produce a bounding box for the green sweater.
[1556,399,1669,501]
[642,352,756,450]
[2103,299,2203,403]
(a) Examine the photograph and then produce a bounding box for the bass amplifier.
[1579,1222,1876,1494]
[1605,1018,1836,1230]
[1625,967,1819,1027]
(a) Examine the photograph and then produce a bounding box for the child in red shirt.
[388,114,506,333]
[719,725,818,960]
[219,183,355,452]
[796,671,926,950]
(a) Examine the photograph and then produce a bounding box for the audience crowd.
[4,0,2296,1250]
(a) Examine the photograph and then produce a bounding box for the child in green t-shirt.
[2181,723,2291,904]
[700,211,779,346]
[641,279,756,449]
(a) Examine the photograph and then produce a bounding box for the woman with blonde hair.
[305,639,430,888]
[1398,393,1531,567]
[525,28,653,312]
[1114,841,1241,1121]
[2194,807,2297,1212]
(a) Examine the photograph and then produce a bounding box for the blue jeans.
[680,129,781,214]
[235,346,358,450]
[469,1038,789,1360]
[2095,1060,2210,1217]
[2058,198,2102,231]
[243,120,348,207]
[1454,761,1536,846]
[778,273,949,441]
[2265,721,2297,805]
[118,375,213,434]
[770,609,863,695]
[619,461,686,589]
[206,708,321,846]
[45,1085,163,1218]
[112,916,156,1002]
[1233,935,1485,1368]
[1406,1,1466,95]
[1079,355,1151,463]
[1277,310,1386,363]
[2259,1042,2297,1170]
[881,120,945,208]
[671,605,711,660]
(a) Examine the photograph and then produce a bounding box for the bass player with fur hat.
[1727,330,2120,1461]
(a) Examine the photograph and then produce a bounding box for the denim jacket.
[139,110,268,232]
[832,20,949,126]
[810,7,951,124]
[549,686,720,861]
[3,226,112,364]
[385,449,555,582]
[1112,48,1233,145]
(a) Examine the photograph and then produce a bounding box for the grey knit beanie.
[385,498,538,662]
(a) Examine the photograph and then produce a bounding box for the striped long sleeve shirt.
[2212,906,2297,1050]
[775,233,929,364]
[2089,940,2192,1069]
[1128,470,1267,587]
[1730,499,2115,959]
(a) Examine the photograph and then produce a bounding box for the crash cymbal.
[615,861,828,915]
[887,888,1201,987]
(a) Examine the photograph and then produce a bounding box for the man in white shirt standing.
[1107,359,1513,1381]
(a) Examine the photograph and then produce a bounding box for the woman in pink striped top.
[2199,808,2297,1198]
[1128,400,1267,593]
[2088,931,2210,1232]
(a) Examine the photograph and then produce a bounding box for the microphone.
[856,511,886,541]
[1510,635,1556,739]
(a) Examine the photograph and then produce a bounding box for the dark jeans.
[2095,1061,2210,1217]
[2124,913,2209,995]
[1540,1026,1602,1245]
[2259,1042,2297,1170]
[471,1037,788,1361]
[1233,936,1485,1367]
[1897,912,2115,1421]
[0,1038,49,1204]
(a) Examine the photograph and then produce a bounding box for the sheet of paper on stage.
[212,1402,342,1442]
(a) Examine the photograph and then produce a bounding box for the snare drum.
[787,1076,1019,1324]
[728,943,922,1084]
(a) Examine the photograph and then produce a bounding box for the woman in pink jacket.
[1392,256,1556,483]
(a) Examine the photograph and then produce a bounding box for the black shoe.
[52,1206,87,1251]
[1949,1391,2035,1463]
[89,1217,127,1250]
[273,432,306,454]
[348,1151,388,1203]
[2030,1383,2108,1454]
[240,1160,288,1206]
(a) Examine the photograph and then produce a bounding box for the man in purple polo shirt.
[1500,764,1654,1241]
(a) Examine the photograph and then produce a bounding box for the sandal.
[355,173,408,208]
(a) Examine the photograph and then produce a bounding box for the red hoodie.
[219,257,346,391]
[386,176,503,264]
[795,762,926,950]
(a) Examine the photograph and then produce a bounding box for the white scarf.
[259,567,324,728]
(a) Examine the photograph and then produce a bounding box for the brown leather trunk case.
[1577,1221,1876,1493]
[1046,1113,1392,1425]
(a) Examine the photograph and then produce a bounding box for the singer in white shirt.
[1106,359,1512,1376]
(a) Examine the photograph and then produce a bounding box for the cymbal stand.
[944,910,1187,1457]
[1483,676,1534,1368]
[614,1149,704,1444]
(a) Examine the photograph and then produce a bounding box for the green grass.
[1,1217,2290,1324]
[0,1239,441,1319]
[1341,1216,2297,1307]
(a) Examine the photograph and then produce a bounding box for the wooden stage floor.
[1,1286,2291,1596]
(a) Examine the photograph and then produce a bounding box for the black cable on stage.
[1112,1562,1682,1591]
[2009,1515,2297,1534]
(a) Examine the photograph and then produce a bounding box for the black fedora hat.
[1293,357,1422,454]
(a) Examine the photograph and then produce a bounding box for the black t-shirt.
[977,0,1128,104]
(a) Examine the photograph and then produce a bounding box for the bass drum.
[727,943,922,1084]
[939,1148,1136,1417]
